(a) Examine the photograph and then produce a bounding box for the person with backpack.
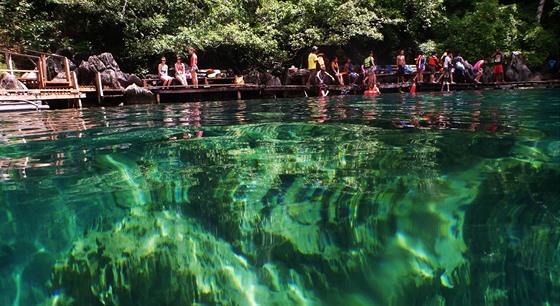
[428,52,439,83]
[413,50,426,83]
[363,51,377,88]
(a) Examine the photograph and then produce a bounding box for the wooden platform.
[146,80,560,103]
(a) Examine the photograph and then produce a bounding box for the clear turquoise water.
[1,89,559,305]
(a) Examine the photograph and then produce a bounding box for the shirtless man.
[189,47,199,88]
[396,50,406,85]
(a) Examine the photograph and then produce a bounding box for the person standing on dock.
[428,52,439,83]
[364,51,377,88]
[438,52,454,84]
[189,47,199,88]
[158,57,173,88]
[307,46,319,86]
[396,50,406,85]
[174,56,189,87]
[491,48,505,83]
[413,50,426,83]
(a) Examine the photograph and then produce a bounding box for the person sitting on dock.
[344,58,359,86]
[158,57,173,88]
[189,47,199,88]
[174,56,190,87]
[331,56,344,85]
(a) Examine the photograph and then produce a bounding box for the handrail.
[24,49,66,58]
[0,50,40,59]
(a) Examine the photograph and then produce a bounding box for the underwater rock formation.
[49,210,317,305]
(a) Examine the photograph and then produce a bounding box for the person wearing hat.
[307,46,318,86]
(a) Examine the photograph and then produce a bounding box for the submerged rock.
[49,210,317,305]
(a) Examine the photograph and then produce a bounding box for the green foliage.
[521,25,559,68]
[1,0,558,73]
[444,0,522,61]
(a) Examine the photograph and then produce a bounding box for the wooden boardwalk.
[2,49,559,110]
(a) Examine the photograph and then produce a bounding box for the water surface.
[1,89,559,305]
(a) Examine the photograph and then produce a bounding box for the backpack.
[428,56,437,66]
[364,56,374,68]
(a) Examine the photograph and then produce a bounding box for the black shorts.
[396,65,405,76]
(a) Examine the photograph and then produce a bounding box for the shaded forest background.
[1,0,559,75]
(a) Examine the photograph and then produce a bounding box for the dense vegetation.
[1,0,559,73]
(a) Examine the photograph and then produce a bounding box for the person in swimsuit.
[158,57,173,88]
[331,56,344,85]
[174,56,189,87]
[396,50,406,85]
[189,47,199,88]
[413,50,425,83]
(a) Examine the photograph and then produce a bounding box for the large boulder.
[123,84,155,105]
[243,70,281,86]
[506,51,532,81]
[76,52,143,89]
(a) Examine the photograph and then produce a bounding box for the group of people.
[158,47,199,88]
[306,46,508,91]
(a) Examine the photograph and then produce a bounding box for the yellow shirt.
[308,53,318,70]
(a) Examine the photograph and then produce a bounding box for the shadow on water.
[0,88,559,305]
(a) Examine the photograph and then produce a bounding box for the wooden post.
[237,90,241,100]
[95,71,104,104]
[155,93,160,104]
[63,57,71,86]
[5,53,13,75]
[39,54,47,89]
[72,71,82,108]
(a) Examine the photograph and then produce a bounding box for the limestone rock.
[506,51,532,81]
[0,72,28,90]
[123,84,155,105]
[75,52,142,89]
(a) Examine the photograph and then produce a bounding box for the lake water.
[1,88,559,305]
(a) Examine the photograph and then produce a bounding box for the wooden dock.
[2,49,559,110]
[1,49,85,110]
